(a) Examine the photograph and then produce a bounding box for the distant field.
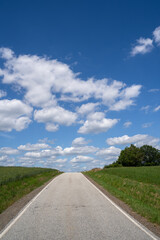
[102,166,160,185]
[0,166,61,213]
[84,166,160,225]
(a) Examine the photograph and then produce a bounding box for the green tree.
[117,144,143,167]
[140,145,160,166]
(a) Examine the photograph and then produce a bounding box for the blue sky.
[0,0,160,171]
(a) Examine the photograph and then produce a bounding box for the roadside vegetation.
[105,144,160,168]
[0,166,61,214]
[84,166,160,225]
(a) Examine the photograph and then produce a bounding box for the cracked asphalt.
[0,173,159,240]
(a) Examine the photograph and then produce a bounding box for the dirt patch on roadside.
[84,174,160,238]
[0,177,55,232]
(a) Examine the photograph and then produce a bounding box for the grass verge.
[84,166,160,225]
[0,167,61,214]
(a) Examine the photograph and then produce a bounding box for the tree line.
[104,144,160,168]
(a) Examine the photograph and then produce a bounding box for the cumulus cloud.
[72,137,88,146]
[96,146,121,156]
[55,158,68,163]
[123,121,132,128]
[34,106,77,131]
[25,149,54,158]
[78,118,118,134]
[110,85,141,111]
[106,134,160,148]
[0,155,8,162]
[18,143,51,151]
[96,146,121,163]
[77,102,99,115]
[71,155,93,163]
[63,145,98,155]
[78,112,118,134]
[0,147,19,155]
[107,134,147,145]
[0,99,32,131]
[131,38,153,56]
[153,26,160,45]
[22,144,98,162]
[0,47,14,59]
[130,26,160,57]
[110,99,133,111]
[45,123,59,132]
[0,48,141,112]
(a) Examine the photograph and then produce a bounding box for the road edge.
[83,173,160,239]
[0,173,62,236]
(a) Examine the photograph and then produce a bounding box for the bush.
[104,162,122,168]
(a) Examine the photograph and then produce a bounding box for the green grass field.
[0,166,61,214]
[84,166,160,225]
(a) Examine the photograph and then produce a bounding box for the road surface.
[0,173,159,240]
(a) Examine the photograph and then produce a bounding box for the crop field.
[0,166,61,213]
[0,166,58,185]
[84,166,160,225]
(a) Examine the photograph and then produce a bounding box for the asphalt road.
[0,173,159,240]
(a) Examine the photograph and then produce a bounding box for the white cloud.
[18,143,51,151]
[0,155,9,162]
[96,146,121,156]
[0,47,14,59]
[87,112,105,120]
[106,134,160,148]
[123,121,132,128]
[38,138,55,144]
[148,88,160,93]
[51,146,64,156]
[77,102,99,115]
[72,137,88,146]
[0,99,32,131]
[24,146,64,158]
[34,106,77,130]
[25,149,53,158]
[110,85,141,111]
[0,147,19,155]
[55,158,68,163]
[110,99,133,111]
[153,26,160,45]
[0,90,7,98]
[131,38,153,56]
[59,95,89,103]
[45,123,59,132]
[142,122,153,128]
[78,112,118,134]
[22,144,98,161]
[63,145,98,155]
[107,134,147,145]
[154,105,160,112]
[141,105,150,113]
[71,155,93,163]
[122,85,142,99]
[0,48,141,112]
